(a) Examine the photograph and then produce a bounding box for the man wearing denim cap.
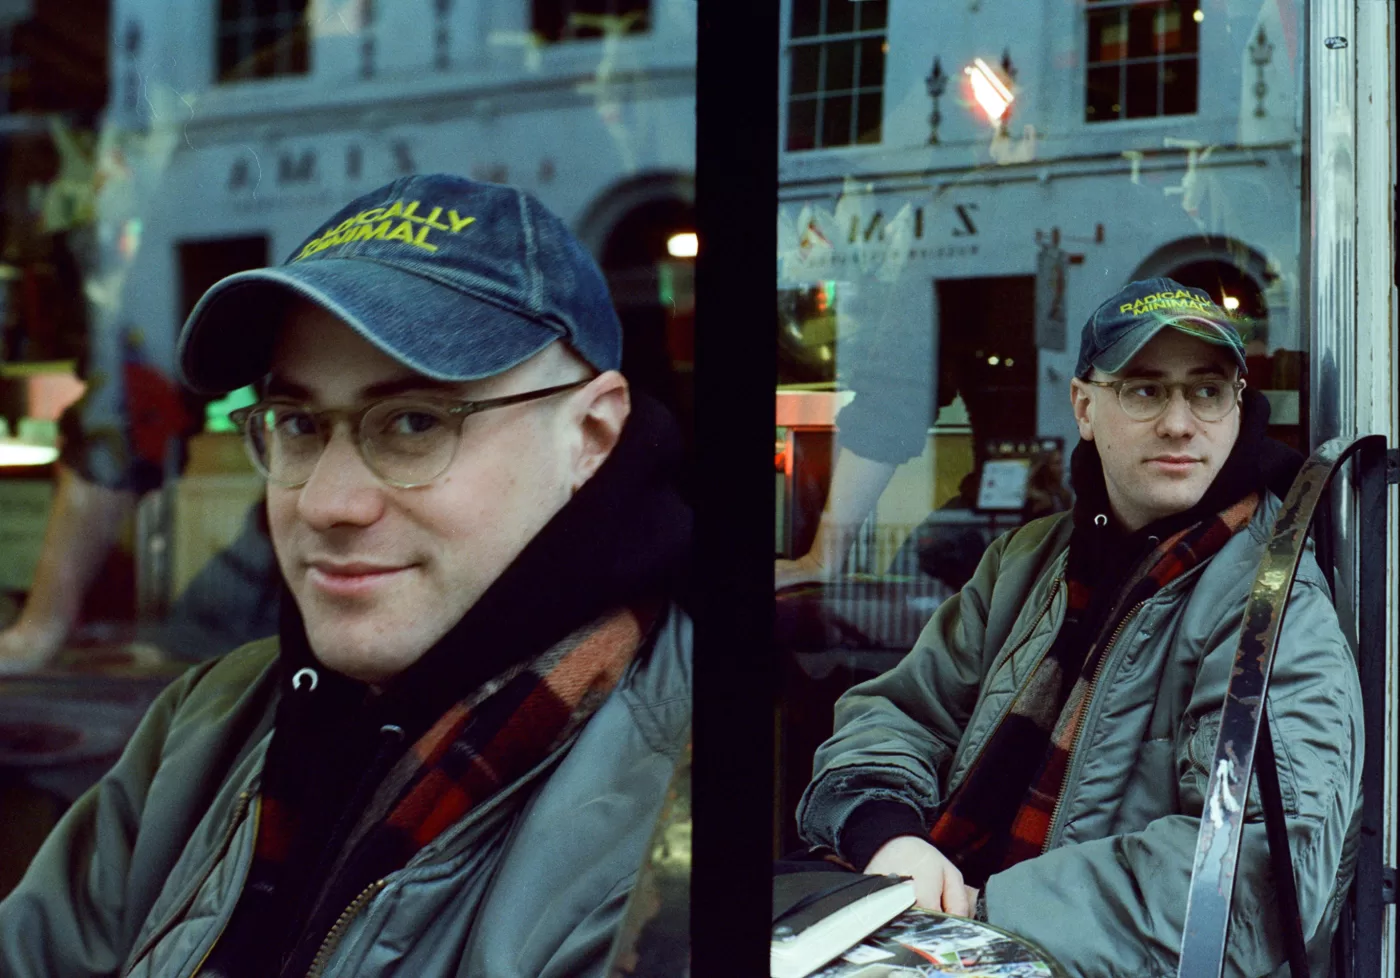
[800,276,1361,975]
[0,174,692,978]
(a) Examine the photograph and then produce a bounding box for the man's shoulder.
[159,636,281,726]
[975,512,1074,597]
[1208,492,1331,591]
[615,601,690,759]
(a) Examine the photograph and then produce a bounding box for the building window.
[785,0,887,152]
[1085,0,1199,122]
[531,0,650,43]
[216,0,310,83]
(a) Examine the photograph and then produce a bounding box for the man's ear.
[1070,379,1095,442]
[569,371,630,490]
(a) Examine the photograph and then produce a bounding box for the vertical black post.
[1352,440,1389,978]
[692,4,779,978]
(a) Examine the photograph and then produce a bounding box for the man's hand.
[0,622,64,676]
[865,836,976,917]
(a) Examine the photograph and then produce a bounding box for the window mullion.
[850,36,861,144]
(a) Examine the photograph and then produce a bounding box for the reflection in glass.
[774,0,1311,867]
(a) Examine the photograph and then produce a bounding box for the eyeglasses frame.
[229,379,590,489]
[1078,376,1246,423]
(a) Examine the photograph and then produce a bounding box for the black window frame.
[1084,0,1200,123]
[784,0,888,151]
[215,0,311,84]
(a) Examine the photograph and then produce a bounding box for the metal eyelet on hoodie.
[1148,535,1161,547]
[379,724,404,741]
[1094,514,1108,527]
[292,667,319,692]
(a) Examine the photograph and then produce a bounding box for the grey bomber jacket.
[0,605,691,978]
[798,494,1362,978]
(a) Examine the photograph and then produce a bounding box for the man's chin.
[300,614,436,683]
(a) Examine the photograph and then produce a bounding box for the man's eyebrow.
[1124,365,1233,379]
[361,376,466,399]
[264,375,311,399]
[263,374,465,401]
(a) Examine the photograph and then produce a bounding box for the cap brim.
[1094,317,1248,376]
[177,259,564,394]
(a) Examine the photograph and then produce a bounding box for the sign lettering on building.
[278,150,317,185]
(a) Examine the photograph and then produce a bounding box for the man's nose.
[1155,387,1197,437]
[295,425,385,529]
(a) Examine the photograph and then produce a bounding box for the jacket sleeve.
[983,569,1363,978]
[0,667,206,978]
[796,532,1009,858]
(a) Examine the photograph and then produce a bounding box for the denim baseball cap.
[177,174,621,394]
[1075,277,1248,378]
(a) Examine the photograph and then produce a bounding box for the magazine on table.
[802,907,1068,978]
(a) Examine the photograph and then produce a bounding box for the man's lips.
[1147,455,1202,473]
[304,560,414,597]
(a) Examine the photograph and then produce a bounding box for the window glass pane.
[774,0,1315,865]
[1086,9,1122,64]
[790,0,822,38]
[856,0,887,32]
[0,0,695,899]
[825,39,856,93]
[858,37,885,89]
[1162,57,1197,115]
[1086,65,1121,121]
[855,91,882,143]
[1128,3,1160,58]
[825,0,855,36]
[787,98,818,150]
[1125,60,1159,118]
[790,43,821,96]
[820,92,853,147]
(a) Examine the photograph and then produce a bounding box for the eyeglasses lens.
[247,405,323,485]
[1117,381,1235,422]
[360,400,459,486]
[243,400,460,487]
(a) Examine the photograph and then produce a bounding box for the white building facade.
[776,0,1306,472]
[96,0,696,400]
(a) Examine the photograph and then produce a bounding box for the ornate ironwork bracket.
[926,57,947,144]
[1249,25,1274,118]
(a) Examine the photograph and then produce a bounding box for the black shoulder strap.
[1177,435,1389,978]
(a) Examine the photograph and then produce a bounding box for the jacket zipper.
[943,577,1063,795]
[1040,599,1147,852]
[303,879,389,978]
[295,732,582,977]
[120,790,255,978]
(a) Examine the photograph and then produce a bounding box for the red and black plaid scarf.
[201,604,658,978]
[928,492,1259,886]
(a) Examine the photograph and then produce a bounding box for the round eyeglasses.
[1081,377,1244,423]
[229,381,588,489]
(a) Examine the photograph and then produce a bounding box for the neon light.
[965,57,1015,123]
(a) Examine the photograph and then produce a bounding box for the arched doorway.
[581,175,695,482]
[1131,237,1305,451]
